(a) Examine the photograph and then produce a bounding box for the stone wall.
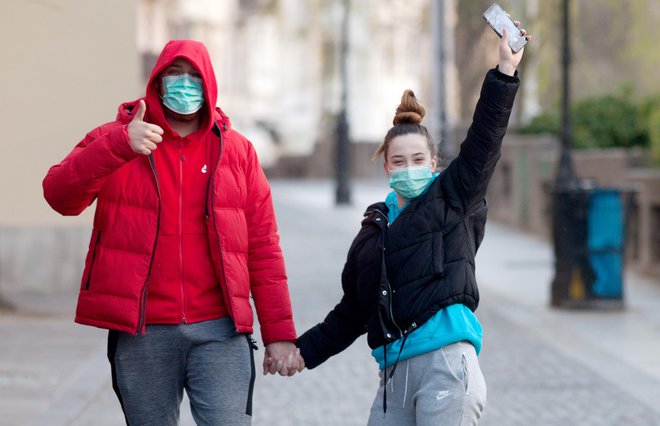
[488,133,659,277]
[626,169,660,275]
[0,226,90,300]
[487,134,557,238]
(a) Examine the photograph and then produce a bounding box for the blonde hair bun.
[393,89,426,126]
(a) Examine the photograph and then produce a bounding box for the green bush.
[640,94,660,159]
[520,89,656,150]
[520,111,559,135]
[649,107,660,166]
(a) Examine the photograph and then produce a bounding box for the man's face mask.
[161,74,204,115]
[388,165,434,200]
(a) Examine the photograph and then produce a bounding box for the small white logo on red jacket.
[201,165,207,173]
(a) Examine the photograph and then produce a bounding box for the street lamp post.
[550,0,583,307]
[433,0,449,165]
[551,0,627,309]
[335,0,351,205]
[556,0,576,187]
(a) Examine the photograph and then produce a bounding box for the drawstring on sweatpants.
[402,359,410,408]
[462,352,469,395]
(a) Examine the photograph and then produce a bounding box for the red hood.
[116,40,230,135]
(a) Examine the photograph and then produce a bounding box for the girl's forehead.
[388,134,430,156]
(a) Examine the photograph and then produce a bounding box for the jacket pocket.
[431,231,445,276]
[81,229,101,290]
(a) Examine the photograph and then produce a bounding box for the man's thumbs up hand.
[128,100,164,155]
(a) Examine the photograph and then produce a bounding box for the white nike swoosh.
[436,390,451,401]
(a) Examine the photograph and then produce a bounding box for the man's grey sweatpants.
[107,317,255,426]
[367,341,487,426]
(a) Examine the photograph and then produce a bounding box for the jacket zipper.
[383,246,403,338]
[206,126,236,330]
[179,139,187,323]
[137,155,162,334]
[370,209,404,338]
[84,230,102,290]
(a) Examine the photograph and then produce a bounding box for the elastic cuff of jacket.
[262,335,297,346]
[295,348,321,370]
[493,66,520,82]
[113,125,141,162]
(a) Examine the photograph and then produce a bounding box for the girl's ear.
[431,156,438,172]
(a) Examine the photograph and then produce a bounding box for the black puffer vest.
[298,68,519,369]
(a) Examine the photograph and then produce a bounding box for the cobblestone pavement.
[253,180,660,426]
[3,179,660,425]
[478,302,660,426]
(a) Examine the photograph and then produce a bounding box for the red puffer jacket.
[43,40,296,344]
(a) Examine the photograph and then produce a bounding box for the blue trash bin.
[550,185,630,309]
[587,189,624,300]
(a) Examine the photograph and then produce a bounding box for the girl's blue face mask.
[161,74,204,115]
[388,165,434,200]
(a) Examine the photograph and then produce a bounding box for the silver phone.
[483,3,527,53]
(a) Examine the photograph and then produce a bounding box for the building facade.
[0,0,140,300]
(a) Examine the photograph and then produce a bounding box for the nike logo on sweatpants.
[436,390,451,401]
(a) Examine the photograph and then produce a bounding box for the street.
[2,179,660,425]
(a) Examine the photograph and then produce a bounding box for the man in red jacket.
[43,40,302,425]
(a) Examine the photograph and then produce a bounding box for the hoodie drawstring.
[383,328,413,414]
[387,332,409,382]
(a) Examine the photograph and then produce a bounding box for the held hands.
[263,341,305,377]
[498,23,531,76]
[127,100,164,155]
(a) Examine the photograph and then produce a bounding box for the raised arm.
[443,25,528,214]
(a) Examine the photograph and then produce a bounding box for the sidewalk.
[2,179,660,425]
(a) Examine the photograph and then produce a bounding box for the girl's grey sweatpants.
[107,317,255,426]
[368,341,487,426]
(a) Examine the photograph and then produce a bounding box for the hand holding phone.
[483,3,527,53]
